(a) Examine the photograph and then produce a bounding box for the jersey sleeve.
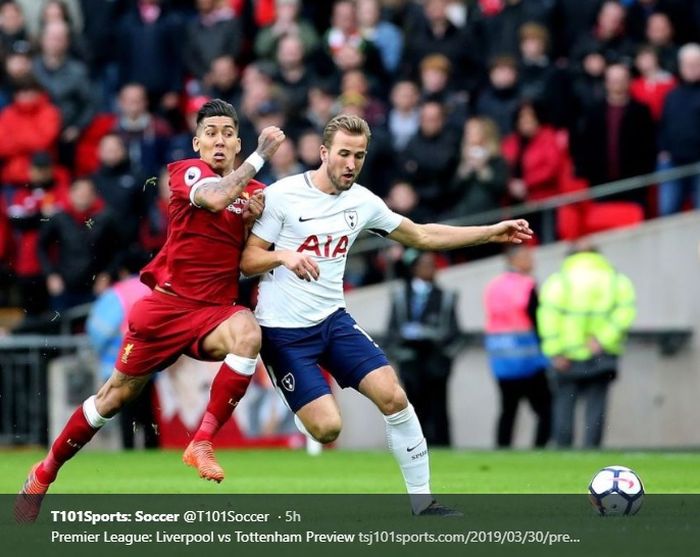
[251,183,284,244]
[169,160,222,207]
[364,191,403,236]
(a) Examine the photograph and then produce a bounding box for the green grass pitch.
[1,449,699,493]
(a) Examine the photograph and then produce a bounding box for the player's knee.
[227,312,261,355]
[308,417,342,444]
[376,384,409,416]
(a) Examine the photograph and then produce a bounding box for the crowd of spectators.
[1,0,700,322]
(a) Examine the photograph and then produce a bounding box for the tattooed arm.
[194,126,284,212]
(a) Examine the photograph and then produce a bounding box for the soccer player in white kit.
[240,115,532,516]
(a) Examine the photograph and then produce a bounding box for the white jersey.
[252,171,403,327]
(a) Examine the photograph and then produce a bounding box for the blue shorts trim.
[260,309,389,412]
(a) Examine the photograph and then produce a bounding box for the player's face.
[321,130,367,193]
[193,116,241,174]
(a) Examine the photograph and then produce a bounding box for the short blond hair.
[322,114,372,148]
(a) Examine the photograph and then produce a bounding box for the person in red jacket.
[0,76,61,188]
[502,101,568,242]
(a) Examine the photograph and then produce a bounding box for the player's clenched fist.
[242,191,265,226]
[279,251,320,282]
[256,126,286,161]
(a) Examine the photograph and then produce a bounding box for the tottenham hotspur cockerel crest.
[344,210,358,229]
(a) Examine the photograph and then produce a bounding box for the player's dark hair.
[196,99,239,131]
[322,114,371,149]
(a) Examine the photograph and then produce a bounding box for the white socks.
[224,354,257,376]
[82,395,112,428]
[385,404,432,513]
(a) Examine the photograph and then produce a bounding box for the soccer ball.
[588,465,644,516]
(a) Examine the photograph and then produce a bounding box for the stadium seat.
[557,175,644,240]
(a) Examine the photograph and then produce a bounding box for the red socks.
[36,406,99,484]
[193,363,253,442]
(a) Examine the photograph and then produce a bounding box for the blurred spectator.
[33,20,97,166]
[401,0,480,93]
[575,63,656,209]
[553,0,604,57]
[0,42,33,109]
[272,33,316,117]
[339,93,396,197]
[571,1,636,67]
[356,0,403,75]
[38,0,88,60]
[6,152,69,316]
[92,133,150,249]
[630,44,677,121]
[645,12,679,73]
[167,95,206,163]
[0,0,30,55]
[112,82,173,177]
[38,177,121,312]
[502,101,567,242]
[202,54,242,108]
[15,0,82,40]
[386,251,461,446]
[0,76,61,188]
[340,68,385,126]
[385,179,432,223]
[657,43,700,216]
[116,0,183,113]
[448,116,508,218]
[418,53,469,130]
[627,0,693,45]
[483,246,550,448]
[538,240,636,448]
[302,81,338,133]
[475,55,521,135]
[253,0,319,62]
[399,100,460,218]
[321,0,385,82]
[571,48,608,120]
[86,251,157,449]
[380,0,425,33]
[517,22,570,128]
[78,0,127,111]
[296,128,322,170]
[387,79,421,151]
[472,0,554,61]
[257,137,303,184]
[184,0,242,81]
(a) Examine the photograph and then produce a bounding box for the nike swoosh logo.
[406,441,424,452]
[298,210,347,222]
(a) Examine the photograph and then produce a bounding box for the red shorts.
[115,290,249,376]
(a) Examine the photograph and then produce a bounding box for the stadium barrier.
[0,327,690,447]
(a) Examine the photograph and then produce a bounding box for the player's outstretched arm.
[194,126,285,212]
[241,234,320,281]
[387,217,533,250]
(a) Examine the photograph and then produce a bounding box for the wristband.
[245,152,265,173]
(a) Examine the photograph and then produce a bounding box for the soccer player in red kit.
[15,99,285,523]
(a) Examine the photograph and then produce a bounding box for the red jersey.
[141,159,264,305]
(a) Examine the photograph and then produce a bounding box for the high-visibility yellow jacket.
[537,252,636,361]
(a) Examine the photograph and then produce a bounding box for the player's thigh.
[260,326,331,413]
[320,311,390,391]
[200,307,261,360]
[358,365,408,415]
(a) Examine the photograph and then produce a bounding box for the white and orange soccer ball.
[588,465,644,516]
